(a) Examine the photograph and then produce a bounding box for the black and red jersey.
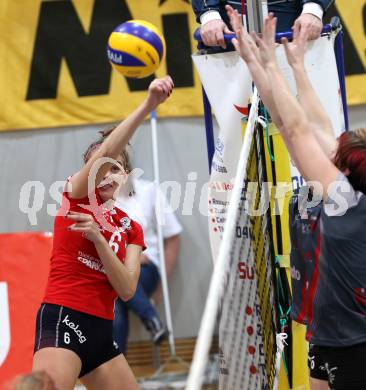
[289,192,322,326]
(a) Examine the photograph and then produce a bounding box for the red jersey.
[43,183,145,320]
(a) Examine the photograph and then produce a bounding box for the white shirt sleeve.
[302,2,324,20]
[200,10,223,25]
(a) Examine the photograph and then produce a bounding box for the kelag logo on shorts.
[62,315,87,344]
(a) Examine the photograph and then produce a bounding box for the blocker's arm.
[281,23,337,159]
[259,14,339,196]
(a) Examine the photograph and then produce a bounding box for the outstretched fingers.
[226,5,255,62]
[249,32,261,60]
[292,19,301,42]
[263,13,277,45]
[282,21,310,67]
[252,31,265,52]
[281,36,291,59]
[226,5,241,34]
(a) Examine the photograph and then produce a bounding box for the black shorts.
[308,342,366,390]
[308,344,328,381]
[34,303,120,377]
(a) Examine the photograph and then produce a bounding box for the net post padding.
[186,89,261,390]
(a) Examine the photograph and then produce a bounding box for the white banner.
[192,51,253,260]
[193,32,345,263]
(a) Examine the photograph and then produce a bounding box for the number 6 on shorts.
[64,332,70,344]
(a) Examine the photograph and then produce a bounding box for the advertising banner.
[0,233,52,388]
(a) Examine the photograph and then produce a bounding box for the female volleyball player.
[227,6,366,390]
[32,76,174,390]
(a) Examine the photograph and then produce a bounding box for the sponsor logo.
[107,49,123,64]
[308,355,315,370]
[325,363,338,385]
[219,347,229,375]
[355,288,366,307]
[120,217,131,232]
[77,252,106,274]
[301,223,311,234]
[62,315,87,344]
[211,161,228,174]
[215,137,224,158]
[238,262,255,280]
[303,251,313,263]
[290,265,301,281]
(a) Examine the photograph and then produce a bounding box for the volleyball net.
[186,90,280,390]
[218,107,278,390]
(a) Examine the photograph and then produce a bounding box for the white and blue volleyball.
[107,20,166,79]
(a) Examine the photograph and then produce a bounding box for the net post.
[150,111,176,357]
[246,0,268,33]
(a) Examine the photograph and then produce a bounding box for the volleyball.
[107,20,166,79]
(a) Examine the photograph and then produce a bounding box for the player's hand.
[226,5,260,64]
[66,211,103,243]
[146,76,174,110]
[253,14,278,68]
[282,21,310,68]
[293,13,323,41]
[201,19,234,49]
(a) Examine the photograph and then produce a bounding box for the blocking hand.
[252,14,278,68]
[226,5,260,64]
[282,22,310,68]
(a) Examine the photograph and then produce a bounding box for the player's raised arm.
[69,76,174,199]
[226,5,284,130]
[281,24,337,159]
[255,15,339,196]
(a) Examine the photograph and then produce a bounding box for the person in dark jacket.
[192,0,334,48]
